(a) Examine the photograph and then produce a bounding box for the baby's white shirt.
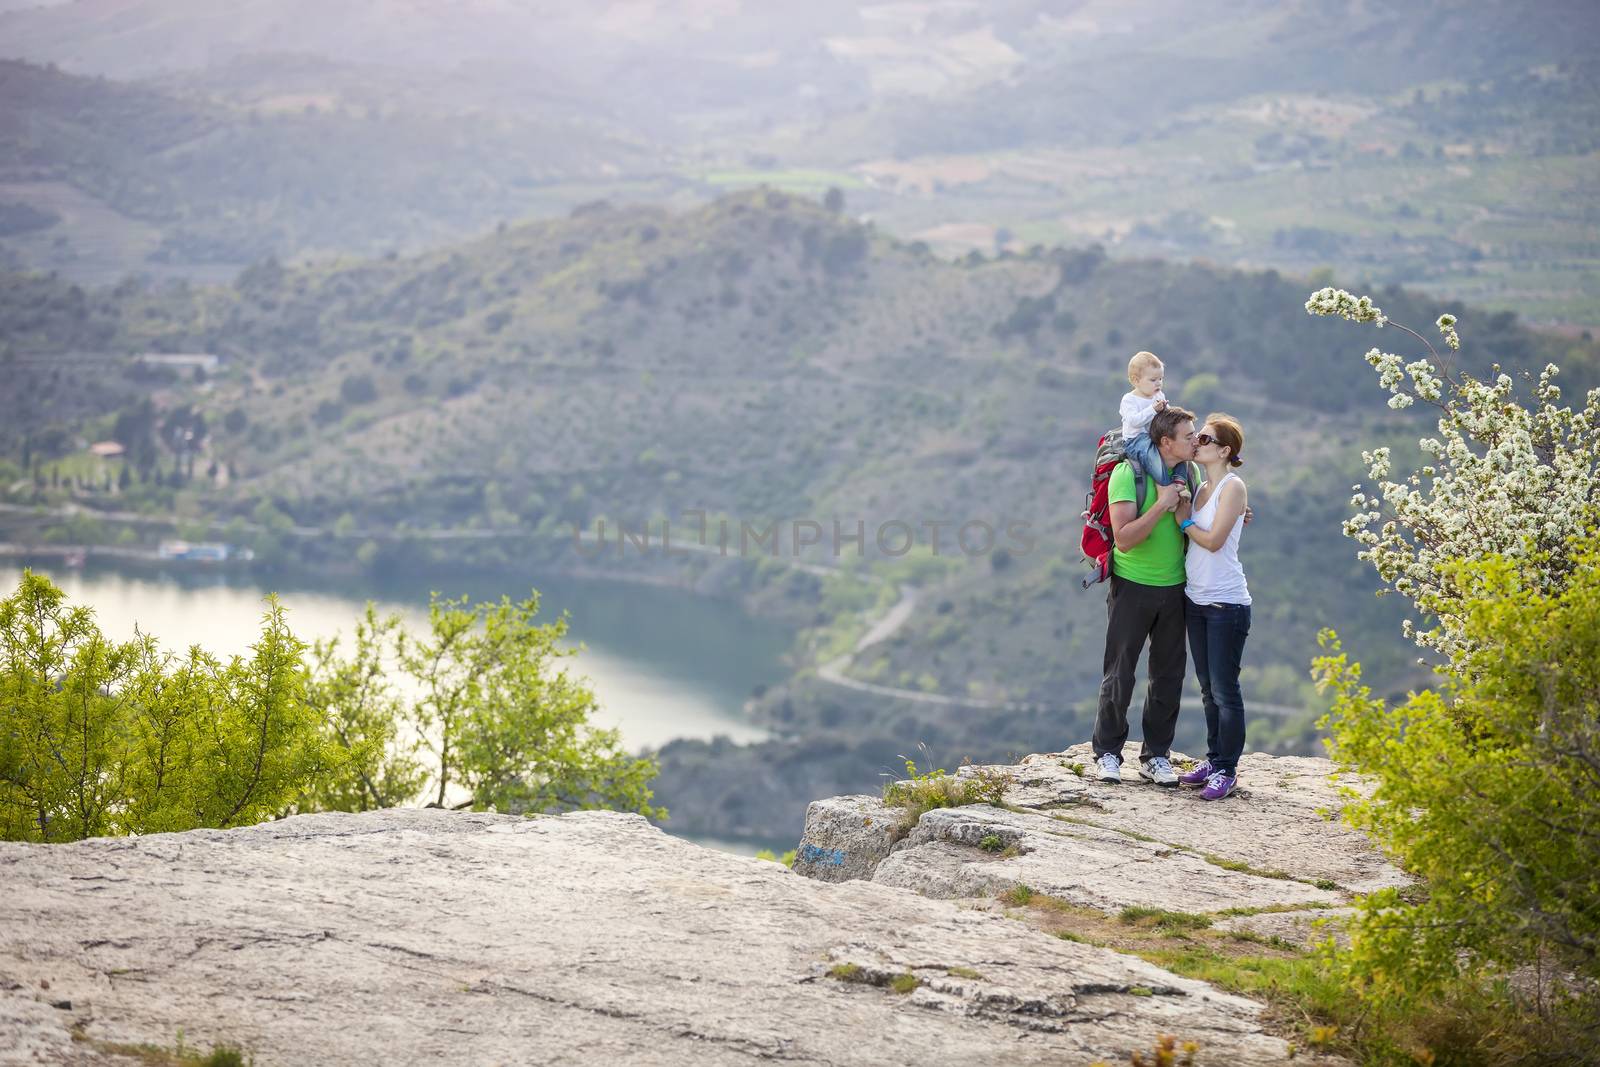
[1119,390,1166,437]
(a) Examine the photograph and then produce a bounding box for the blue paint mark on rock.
[798,843,846,867]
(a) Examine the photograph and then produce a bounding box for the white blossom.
[1309,289,1600,666]
[1436,313,1460,351]
[1306,287,1387,325]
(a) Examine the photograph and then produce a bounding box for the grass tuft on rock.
[1118,906,1214,934]
[881,751,1011,834]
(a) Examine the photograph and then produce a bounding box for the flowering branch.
[1307,287,1600,666]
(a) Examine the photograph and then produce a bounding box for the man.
[1093,405,1197,786]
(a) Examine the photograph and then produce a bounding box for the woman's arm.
[1183,479,1247,552]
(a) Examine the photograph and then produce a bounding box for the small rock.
[792,794,899,882]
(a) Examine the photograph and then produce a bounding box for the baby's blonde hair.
[1127,350,1163,386]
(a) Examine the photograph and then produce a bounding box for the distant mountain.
[786,0,1600,156]
[0,59,659,272]
[8,0,1591,145]
[0,0,874,135]
[0,4,1594,325]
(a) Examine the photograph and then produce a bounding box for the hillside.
[818,0,1600,157]
[0,59,660,276]
[1,3,1597,323]
[4,190,1596,840]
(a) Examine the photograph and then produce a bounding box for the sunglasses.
[1196,433,1217,446]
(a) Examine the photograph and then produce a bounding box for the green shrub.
[1315,533,1600,1013]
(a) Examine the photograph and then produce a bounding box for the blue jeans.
[1184,598,1251,775]
[1124,433,1186,486]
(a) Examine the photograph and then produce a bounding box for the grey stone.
[874,804,1343,913]
[1009,744,1408,898]
[791,794,900,883]
[800,743,1407,918]
[0,808,1327,1066]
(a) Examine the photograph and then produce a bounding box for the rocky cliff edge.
[0,744,1396,1065]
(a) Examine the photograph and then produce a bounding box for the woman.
[1175,414,1250,800]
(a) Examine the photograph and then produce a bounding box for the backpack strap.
[1179,460,1202,554]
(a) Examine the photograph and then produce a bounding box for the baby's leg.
[1123,433,1173,485]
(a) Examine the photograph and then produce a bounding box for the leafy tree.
[112,400,159,469]
[0,572,332,841]
[313,399,344,426]
[1180,371,1222,410]
[0,576,663,840]
[297,606,423,812]
[819,231,868,275]
[380,591,663,818]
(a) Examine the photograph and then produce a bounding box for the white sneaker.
[1139,756,1178,787]
[1095,753,1122,783]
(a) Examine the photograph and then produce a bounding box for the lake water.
[1,560,794,852]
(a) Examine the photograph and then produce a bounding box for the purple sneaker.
[1199,770,1237,801]
[1178,760,1214,787]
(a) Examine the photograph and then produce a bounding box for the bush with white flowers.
[1308,289,1600,1035]
[1305,287,1600,666]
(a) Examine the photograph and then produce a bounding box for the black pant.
[1093,574,1187,764]
[1184,598,1251,774]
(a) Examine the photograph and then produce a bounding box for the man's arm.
[1111,481,1182,551]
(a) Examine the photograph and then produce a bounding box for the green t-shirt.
[1108,460,1186,587]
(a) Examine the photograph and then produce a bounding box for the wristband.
[1179,518,1196,531]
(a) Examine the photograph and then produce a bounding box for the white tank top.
[1185,472,1250,605]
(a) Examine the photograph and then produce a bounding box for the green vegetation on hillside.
[3,190,1598,840]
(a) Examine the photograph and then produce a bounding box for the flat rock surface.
[1,808,1325,1066]
[1010,744,1410,899]
[799,744,1407,920]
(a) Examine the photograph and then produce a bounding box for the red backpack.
[1078,431,1194,589]
[1079,429,1143,588]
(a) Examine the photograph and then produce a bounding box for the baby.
[1119,350,1189,495]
